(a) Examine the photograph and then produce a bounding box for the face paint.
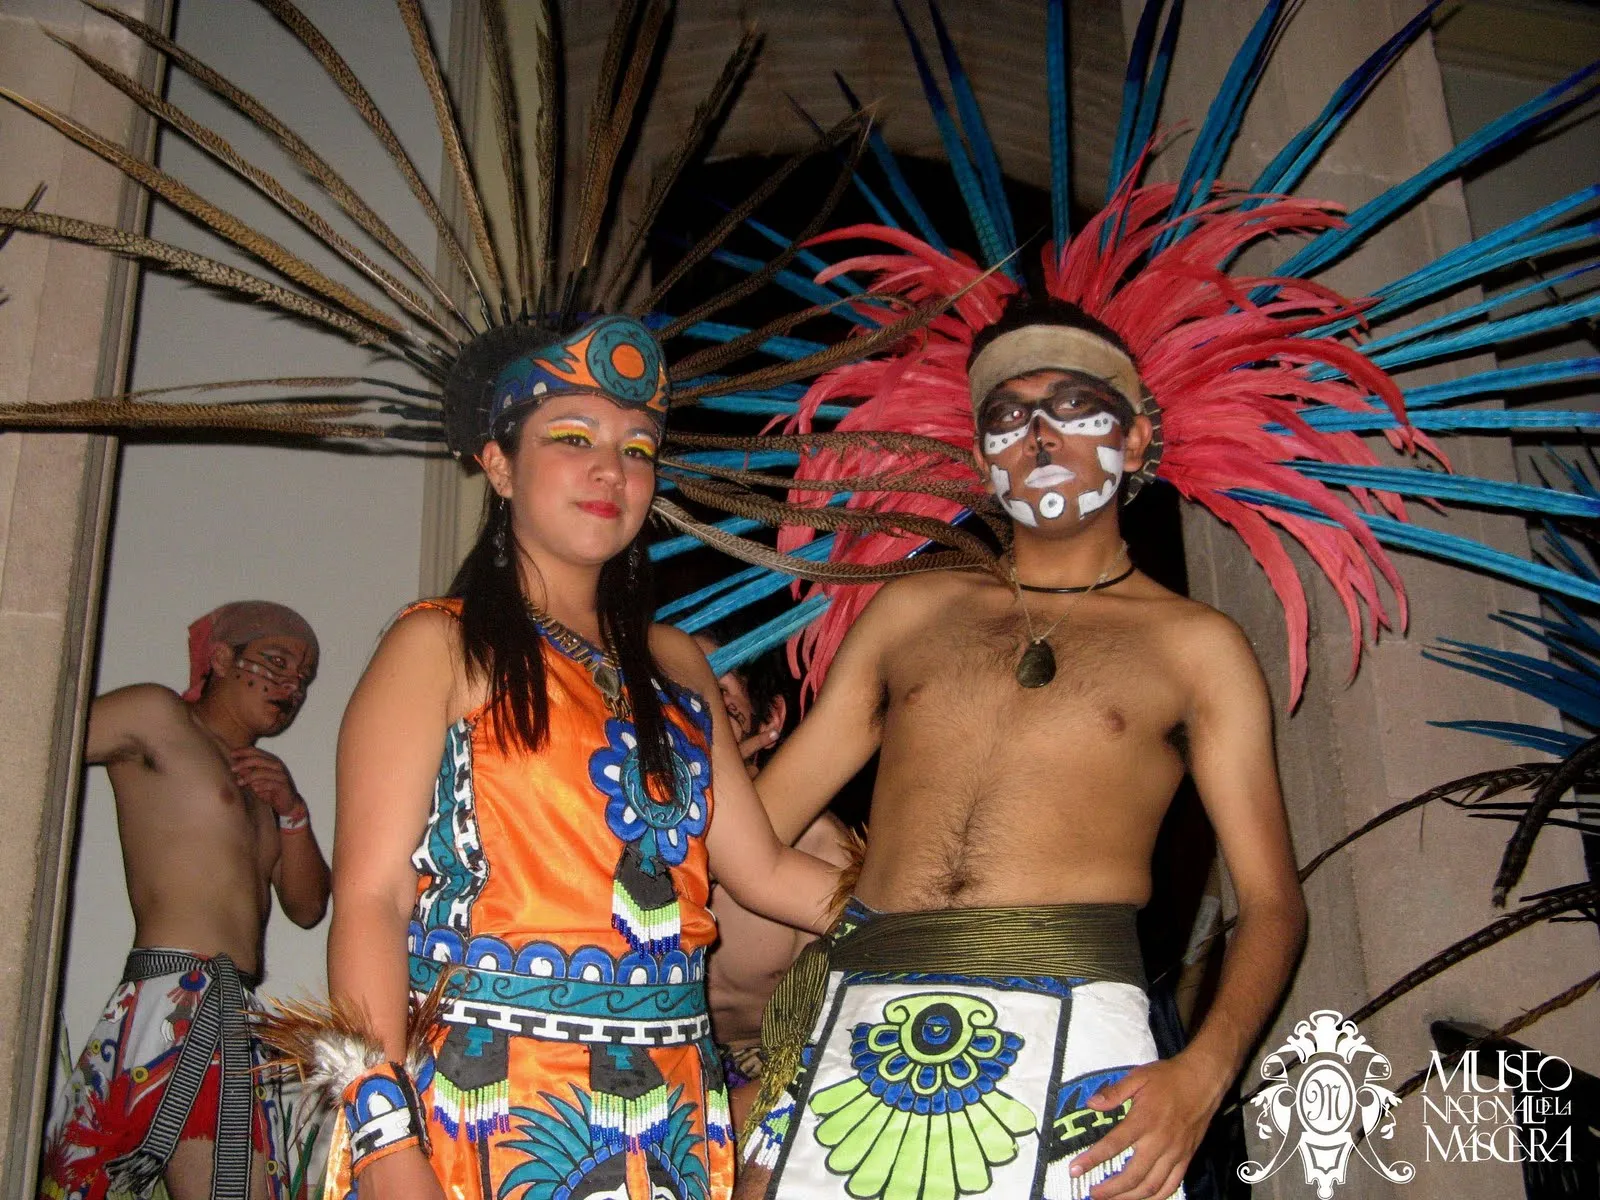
[1036,409,1117,439]
[1023,464,1076,488]
[978,373,1132,529]
[1078,478,1119,517]
[982,426,1030,459]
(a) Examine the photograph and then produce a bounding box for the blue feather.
[1426,720,1585,757]
[669,540,841,633]
[1110,0,1168,190]
[1307,258,1599,355]
[1363,292,1600,374]
[1250,0,1444,198]
[1361,185,1600,317]
[705,249,845,311]
[836,72,950,252]
[741,215,864,295]
[1161,0,1287,241]
[1424,649,1600,728]
[890,0,1011,270]
[666,450,801,470]
[1126,0,1185,191]
[695,394,852,422]
[1351,230,1600,334]
[1284,408,1600,435]
[656,562,770,620]
[707,595,833,677]
[650,517,763,562]
[1224,488,1600,606]
[926,0,1018,255]
[1278,61,1600,278]
[1395,358,1600,410]
[1287,463,1600,518]
[1047,0,1071,248]
[679,317,828,361]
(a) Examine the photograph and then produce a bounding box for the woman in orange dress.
[322,315,841,1200]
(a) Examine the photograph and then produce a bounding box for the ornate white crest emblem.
[1238,1010,1415,1197]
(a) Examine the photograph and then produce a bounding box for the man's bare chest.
[886,607,1178,727]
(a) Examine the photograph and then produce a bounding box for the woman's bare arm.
[654,626,842,934]
[328,608,460,1058]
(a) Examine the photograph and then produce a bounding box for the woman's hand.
[354,1147,445,1200]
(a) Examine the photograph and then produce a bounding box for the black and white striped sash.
[105,949,256,1200]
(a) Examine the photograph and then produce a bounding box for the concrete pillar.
[0,1,165,1191]
[1117,3,1596,1198]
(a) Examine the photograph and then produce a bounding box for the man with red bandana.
[41,601,330,1200]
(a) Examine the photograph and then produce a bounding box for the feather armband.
[256,986,446,1174]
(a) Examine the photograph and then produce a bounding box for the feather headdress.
[659,0,1600,707]
[0,0,992,586]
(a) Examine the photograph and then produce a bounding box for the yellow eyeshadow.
[623,436,658,458]
[545,420,592,441]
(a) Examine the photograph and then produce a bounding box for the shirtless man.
[41,601,331,1200]
[693,632,856,1130]
[738,299,1306,1200]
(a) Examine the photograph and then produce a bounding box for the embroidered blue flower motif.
[590,717,709,870]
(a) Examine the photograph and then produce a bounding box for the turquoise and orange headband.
[489,314,668,437]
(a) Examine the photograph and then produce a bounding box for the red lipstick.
[578,499,622,519]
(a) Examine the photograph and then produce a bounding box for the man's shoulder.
[94,682,189,723]
[1147,596,1266,693]
[871,568,993,621]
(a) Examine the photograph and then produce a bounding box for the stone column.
[1117,4,1595,1198]
[0,1,166,1190]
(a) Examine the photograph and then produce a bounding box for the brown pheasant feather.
[640,111,867,316]
[46,31,450,344]
[599,28,761,308]
[254,0,485,308]
[650,497,989,584]
[481,0,534,304]
[533,0,560,298]
[78,0,469,331]
[0,208,390,346]
[0,88,408,339]
[255,972,451,1100]
[570,0,671,282]
[396,0,506,307]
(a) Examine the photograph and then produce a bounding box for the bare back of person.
[92,684,278,976]
[852,568,1212,913]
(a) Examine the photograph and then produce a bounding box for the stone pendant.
[1016,639,1056,688]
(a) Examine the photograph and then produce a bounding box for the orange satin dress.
[333,600,733,1200]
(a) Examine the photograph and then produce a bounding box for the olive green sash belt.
[745,902,1145,1142]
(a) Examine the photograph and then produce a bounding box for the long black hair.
[448,413,679,803]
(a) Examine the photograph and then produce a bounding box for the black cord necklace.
[1013,562,1136,594]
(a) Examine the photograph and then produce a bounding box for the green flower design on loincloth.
[808,993,1037,1200]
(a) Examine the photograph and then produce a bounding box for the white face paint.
[1037,409,1117,439]
[989,463,1038,527]
[982,426,1031,459]
[1023,464,1076,488]
[1078,477,1119,517]
[978,382,1128,529]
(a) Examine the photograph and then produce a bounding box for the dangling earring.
[492,503,509,568]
